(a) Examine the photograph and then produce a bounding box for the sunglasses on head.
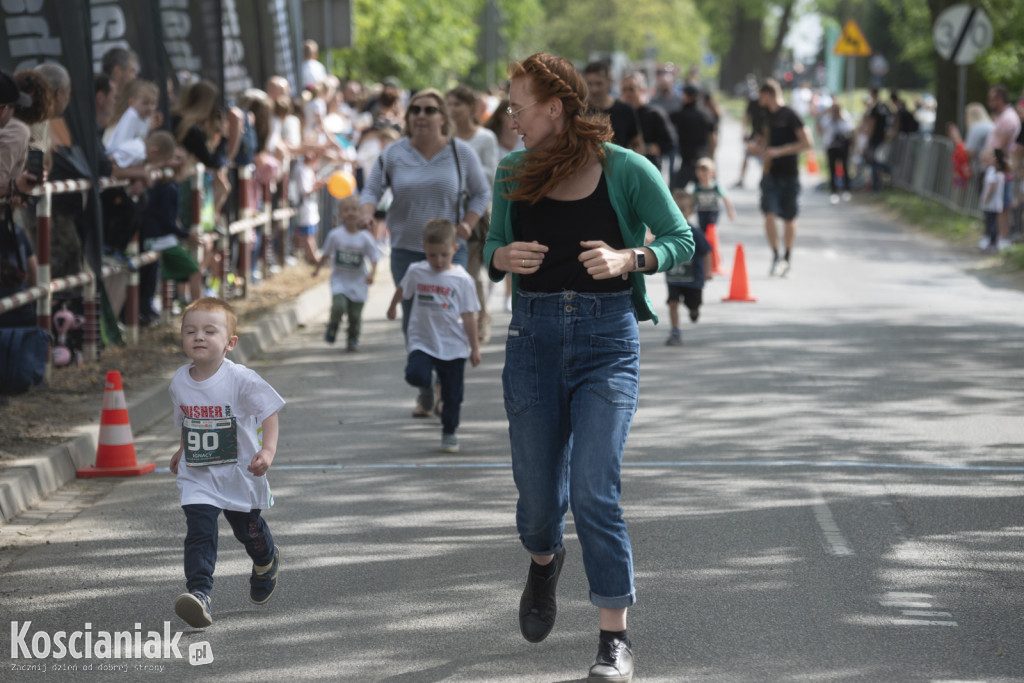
[408,104,440,116]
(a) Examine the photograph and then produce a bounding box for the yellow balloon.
[327,170,356,199]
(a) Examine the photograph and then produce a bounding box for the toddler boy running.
[169,298,285,628]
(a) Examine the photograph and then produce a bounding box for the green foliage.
[331,0,544,89]
[333,0,477,88]
[514,0,707,67]
[875,0,1024,94]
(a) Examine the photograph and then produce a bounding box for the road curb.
[0,281,330,525]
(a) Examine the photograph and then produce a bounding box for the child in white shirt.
[313,196,380,350]
[105,79,160,167]
[290,150,323,264]
[387,219,481,453]
[980,148,1007,251]
[168,298,285,628]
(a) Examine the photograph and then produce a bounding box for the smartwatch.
[632,249,646,272]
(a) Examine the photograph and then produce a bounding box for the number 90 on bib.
[183,417,239,467]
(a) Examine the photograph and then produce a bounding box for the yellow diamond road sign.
[834,19,872,57]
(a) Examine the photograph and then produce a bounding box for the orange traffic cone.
[806,151,820,174]
[704,223,728,276]
[722,244,757,302]
[77,371,155,477]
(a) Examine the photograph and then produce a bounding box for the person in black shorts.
[747,79,811,277]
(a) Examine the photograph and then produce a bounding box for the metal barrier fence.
[890,133,1001,220]
[0,163,297,381]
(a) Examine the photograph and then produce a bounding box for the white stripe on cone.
[102,390,127,411]
[98,423,134,445]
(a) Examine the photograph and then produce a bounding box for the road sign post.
[833,19,871,96]
[933,4,993,132]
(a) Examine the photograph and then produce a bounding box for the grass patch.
[874,189,979,242]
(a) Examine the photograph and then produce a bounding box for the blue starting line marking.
[152,460,1024,474]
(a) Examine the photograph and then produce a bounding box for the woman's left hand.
[579,240,633,280]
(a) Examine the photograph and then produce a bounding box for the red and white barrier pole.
[238,165,253,298]
[35,184,53,379]
[124,229,140,343]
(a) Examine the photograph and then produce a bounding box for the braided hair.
[501,53,612,204]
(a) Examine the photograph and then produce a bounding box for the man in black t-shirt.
[735,91,769,188]
[669,84,715,190]
[619,71,676,175]
[747,79,811,277]
[583,61,640,150]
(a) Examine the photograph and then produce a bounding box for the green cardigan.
[484,143,695,323]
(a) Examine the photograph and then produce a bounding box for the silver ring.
[522,259,526,268]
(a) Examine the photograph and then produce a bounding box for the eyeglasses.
[408,104,440,116]
[505,101,538,121]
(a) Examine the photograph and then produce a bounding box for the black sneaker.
[518,546,565,643]
[587,635,634,682]
[174,592,212,628]
[249,547,280,605]
[325,324,339,344]
[689,308,699,323]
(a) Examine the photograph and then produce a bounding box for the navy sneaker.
[174,592,212,628]
[249,547,280,605]
[325,323,339,344]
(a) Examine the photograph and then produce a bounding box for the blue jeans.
[405,350,466,434]
[503,290,639,609]
[182,504,275,595]
[390,243,468,336]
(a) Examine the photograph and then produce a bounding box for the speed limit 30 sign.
[933,4,993,65]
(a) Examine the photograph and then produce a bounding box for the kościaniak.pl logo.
[10,621,213,670]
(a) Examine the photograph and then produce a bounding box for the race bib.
[183,417,239,467]
[334,247,364,269]
[666,259,696,285]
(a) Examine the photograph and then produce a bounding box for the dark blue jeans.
[503,290,639,608]
[405,350,466,435]
[182,504,275,595]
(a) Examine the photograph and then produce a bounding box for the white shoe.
[997,239,1013,251]
[841,192,852,202]
[830,193,840,204]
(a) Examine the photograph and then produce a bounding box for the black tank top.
[517,174,630,293]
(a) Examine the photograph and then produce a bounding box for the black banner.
[161,0,224,95]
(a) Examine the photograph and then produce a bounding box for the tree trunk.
[720,6,768,90]
[765,0,795,76]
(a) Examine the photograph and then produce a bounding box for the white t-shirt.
[105,106,150,167]
[293,161,320,227]
[170,359,286,511]
[982,166,1005,213]
[320,226,381,301]
[302,59,327,89]
[400,261,479,361]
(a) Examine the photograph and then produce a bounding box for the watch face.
[635,250,645,269]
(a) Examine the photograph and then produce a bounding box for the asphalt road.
[2,117,1023,683]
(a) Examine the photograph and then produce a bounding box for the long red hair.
[501,53,612,204]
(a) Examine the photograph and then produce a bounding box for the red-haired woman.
[484,53,693,682]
